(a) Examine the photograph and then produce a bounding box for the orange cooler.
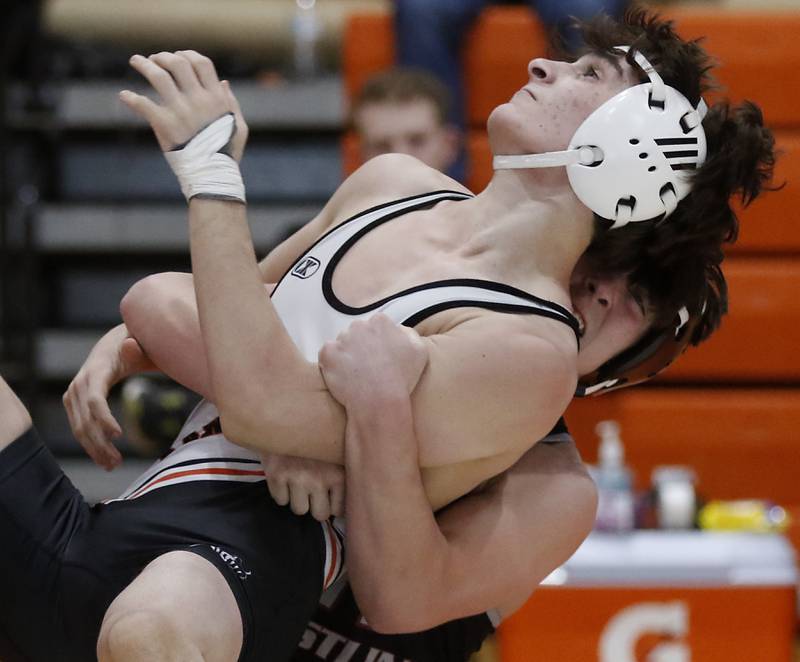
[498,532,798,662]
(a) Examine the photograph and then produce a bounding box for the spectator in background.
[351,67,460,175]
[394,0,629,180]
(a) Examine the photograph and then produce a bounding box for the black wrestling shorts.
[0,427,327,662]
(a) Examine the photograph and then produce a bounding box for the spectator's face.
[354,98,459,173]
[488,53,639,161]
[570,256,653,375]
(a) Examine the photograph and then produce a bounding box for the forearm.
[85,322,155,379]
[188,198,345,457]
[344,389,451,632]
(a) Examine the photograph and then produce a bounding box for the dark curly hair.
[571,8,777,346]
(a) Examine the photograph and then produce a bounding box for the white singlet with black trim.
[113,190,580,587]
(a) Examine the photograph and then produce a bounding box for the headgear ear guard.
[576,304,702,396]
[493,48,708,228]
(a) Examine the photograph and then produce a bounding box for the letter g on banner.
[599,601,689,662]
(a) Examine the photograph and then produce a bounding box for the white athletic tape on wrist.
[164,113,246,203]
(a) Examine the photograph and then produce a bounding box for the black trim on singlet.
[318,193,581,342]
[122,456,264,497]
[269,190,473,298]
[401,299,580,342]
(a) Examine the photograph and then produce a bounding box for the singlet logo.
[292,256,321,279]
[210,545,252,581]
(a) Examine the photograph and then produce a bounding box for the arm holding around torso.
[345,385,596,633]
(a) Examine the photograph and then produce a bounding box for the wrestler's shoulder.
[331,154,472,220]
[357,153,470,193]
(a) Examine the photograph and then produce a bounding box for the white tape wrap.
[164,113,246,203]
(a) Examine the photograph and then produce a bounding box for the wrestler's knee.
[97,608,203,662]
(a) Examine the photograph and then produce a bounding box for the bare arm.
[120,193,340,401]
[354,434,597,632]
[120,50,575,469]
[63,323,156,468]
[320,318,596,633]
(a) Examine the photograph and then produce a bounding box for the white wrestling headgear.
[493,47,708,228]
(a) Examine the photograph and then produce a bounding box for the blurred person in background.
[395,0,630,180]
[351,67,460,174]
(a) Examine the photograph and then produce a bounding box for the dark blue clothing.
[394,0,629,181]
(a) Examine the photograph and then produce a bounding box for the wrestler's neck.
[454,168,594,290]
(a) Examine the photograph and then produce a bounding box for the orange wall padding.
[566,388,800,504]
[658,257,800,382]
[667,10,800,129]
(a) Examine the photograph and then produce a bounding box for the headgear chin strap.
[493,47,708,228]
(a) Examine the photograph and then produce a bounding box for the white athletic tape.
[164,113,246,203]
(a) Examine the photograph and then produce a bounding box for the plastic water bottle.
[593,420,635,532]
[293,0,320,78]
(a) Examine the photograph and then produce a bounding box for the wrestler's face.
[354,98,460,173]
[487,52,640,160]
[570,257,653,375]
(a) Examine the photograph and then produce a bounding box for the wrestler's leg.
[0,374,91,660]
[97,551,242,662]
[0,375,32,452]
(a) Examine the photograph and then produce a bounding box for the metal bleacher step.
[13,77,345,201]
[36,202,322,252]
[57,141,341,202]
[36,329,105,381]
[9,76,345,131]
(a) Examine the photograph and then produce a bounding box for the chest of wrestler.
[330,205,477,307]
[271,192,577,362]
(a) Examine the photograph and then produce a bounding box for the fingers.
[309,490,332,522]
[148,51,202,93]
[175,50,220,89]
[128,54,181,102]
[289,484,311,517]
[63,381,122,470]
[118,90,164,126]
[88,396,123,441]
[266,475,290,506]
[263,454,342,521]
